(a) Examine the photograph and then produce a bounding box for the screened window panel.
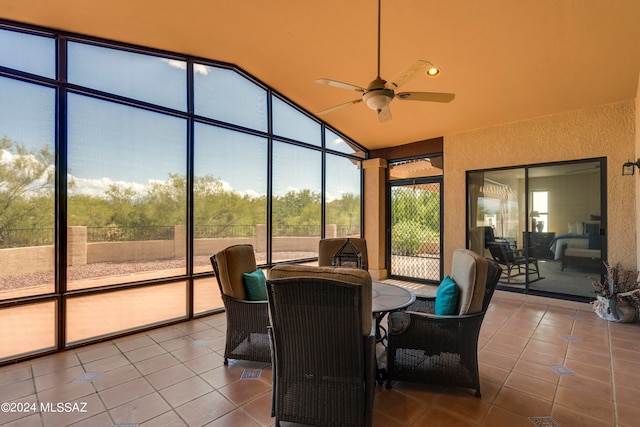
[66,281,188,344]
[0,301,56,362]
[0,28,55,78]
[194,65,268,132]
[325,154,361,237]
[67,42,187,111]
[67,94,187,289]
[325,128,364,158]
[193,124,268,272]
[0,77,55,301]
[272,96,321,146]
[272,142,321,262]
[0,23,368,365]
[194,277,223,314]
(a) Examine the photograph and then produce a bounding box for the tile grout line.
[607,320,619,427]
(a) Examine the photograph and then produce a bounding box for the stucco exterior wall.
[636,76,640,268]
[444,100,636,273]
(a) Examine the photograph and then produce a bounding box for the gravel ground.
[1,252,316,291]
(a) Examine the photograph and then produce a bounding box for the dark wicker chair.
[488,241,540,283]
[266,274,375,427]
[210,244,270,365]
[385,250,502,397]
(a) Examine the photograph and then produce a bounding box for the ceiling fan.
[315,0,455,122]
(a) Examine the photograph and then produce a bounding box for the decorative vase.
[593,295,636,322]
[536,222,544,232]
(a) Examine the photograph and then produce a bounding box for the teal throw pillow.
[242,269,267,301]
[435,275,459,315]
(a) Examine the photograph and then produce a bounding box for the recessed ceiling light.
[426,66,441,77]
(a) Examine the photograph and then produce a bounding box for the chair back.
[488,241,516,263]
[267,276,372,427]
[482,226,497,248]
[210,244,257,300]
[450,249,488,315]
[268,264,372,335]
[483,258,503,311]
[318,238,368,270]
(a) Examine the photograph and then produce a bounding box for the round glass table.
[372,281,416,342]
[371,281,415,385]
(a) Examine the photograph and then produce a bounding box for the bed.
[548,229,602,271]
[549,234,589,261]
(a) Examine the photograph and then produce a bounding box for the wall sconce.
[622,159,640,176]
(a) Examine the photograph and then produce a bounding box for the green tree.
[0,136,54,242]
[390,187,440,255]
[104,184,147,227]
[144,173,186,226]
[194,174,263,225]
[326,192,360,228]
[272,189,321,235]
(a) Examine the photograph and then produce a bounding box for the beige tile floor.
[1,290,639,427]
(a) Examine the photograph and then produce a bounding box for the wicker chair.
[267,265,375,427]
[318,237,368,270]
[385,249,502,397]
[210,244,270,365]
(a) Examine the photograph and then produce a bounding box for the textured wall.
[636,76,640,268]
[444,100,636,272]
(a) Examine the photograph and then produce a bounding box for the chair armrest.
[404,310,485,321]
[387,310,487,353]
[369,321,376,338]
[225,294,268,304]
[407,297,435,312]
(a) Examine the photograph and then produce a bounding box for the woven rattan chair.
[318,237,368,270]
[385,250,502,397]
[266,265,375,427]
[210,244,270,365]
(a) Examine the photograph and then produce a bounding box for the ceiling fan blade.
[317,99,363,115]
[385,60,432,90]
[315,78,366,93]
[396,91,456,103]
[377,105,392,122]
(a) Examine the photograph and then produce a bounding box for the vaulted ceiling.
[2,0,640,150]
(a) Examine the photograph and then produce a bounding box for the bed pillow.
[242,269,267,301]
[588,233,602,250]
[435,275,459,315]
[583,222,599,235]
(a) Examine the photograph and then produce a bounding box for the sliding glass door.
[468,159,605,301]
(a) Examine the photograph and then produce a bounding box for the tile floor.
[1,290,639,427]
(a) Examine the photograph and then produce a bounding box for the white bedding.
[549,236,589,261]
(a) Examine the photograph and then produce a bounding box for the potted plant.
[592,262,639,322]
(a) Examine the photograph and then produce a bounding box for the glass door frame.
[466,157,606,303]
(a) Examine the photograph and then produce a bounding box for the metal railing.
[194,224,255,238]
[1,224,361,248]
[0,228,55,249]
[273,224,321,237]
[87,226,175,242]
[0,226,177,248]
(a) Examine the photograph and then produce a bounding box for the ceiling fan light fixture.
[425,65,441,77]
[363,90,394,111]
